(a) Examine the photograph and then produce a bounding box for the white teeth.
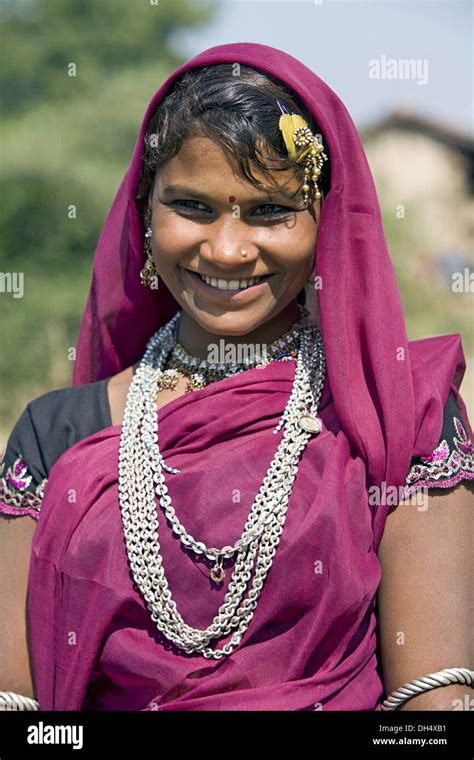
[199,274,263,290]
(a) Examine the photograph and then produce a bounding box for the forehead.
[154,136,301,198]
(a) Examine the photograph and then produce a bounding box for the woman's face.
[148,136,321,337]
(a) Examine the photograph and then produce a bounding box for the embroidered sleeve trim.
[401,415,474,500]
[0,453,46,518]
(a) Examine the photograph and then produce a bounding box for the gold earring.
[240,249,248,258]
[140,227,159,289]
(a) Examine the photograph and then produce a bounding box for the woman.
[0,42,473,712]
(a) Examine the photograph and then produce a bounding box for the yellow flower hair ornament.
[277,99,328,205]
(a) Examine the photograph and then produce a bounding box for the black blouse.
[0,380,473,520]
[0,378,111,519]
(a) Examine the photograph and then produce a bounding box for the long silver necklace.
[118,309,326,659]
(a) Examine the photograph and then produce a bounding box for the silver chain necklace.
[118,310,326,659]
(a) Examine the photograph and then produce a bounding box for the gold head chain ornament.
[140,100,327,287]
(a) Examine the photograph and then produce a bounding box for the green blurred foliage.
[0,0,217,436]
[381,205,473,350]
[0,0,471,439]
[0,0,216,115]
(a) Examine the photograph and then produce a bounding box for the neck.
[176,301,302,361]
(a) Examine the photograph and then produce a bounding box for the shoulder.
[0,379,111,521]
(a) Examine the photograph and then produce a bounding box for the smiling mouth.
[184,269,275,292]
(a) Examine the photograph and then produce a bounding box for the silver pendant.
[210,558,226,584]
[298,414,322,435]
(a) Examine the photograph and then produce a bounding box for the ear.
[144,197,152,228]
[145,177,157,224]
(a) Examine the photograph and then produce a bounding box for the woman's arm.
[0,514,37,705]
[377,481,473,711]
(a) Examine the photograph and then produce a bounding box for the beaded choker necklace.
[158,309,305,393]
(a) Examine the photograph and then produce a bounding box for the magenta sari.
[25,42,472,711]
[28,339,470,711]
[30,361,386,710]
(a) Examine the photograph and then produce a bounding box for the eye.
[252,204,294,218]
[171,200,211,213]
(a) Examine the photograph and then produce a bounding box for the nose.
[199,217,257,272]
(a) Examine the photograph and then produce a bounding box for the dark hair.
[135,63,330,222]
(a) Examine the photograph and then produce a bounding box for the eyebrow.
[157,184,301,204]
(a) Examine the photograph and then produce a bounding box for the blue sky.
[173,0,473,134]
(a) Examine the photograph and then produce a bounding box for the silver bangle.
[0,691,39,711]
[380,667,474,711]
